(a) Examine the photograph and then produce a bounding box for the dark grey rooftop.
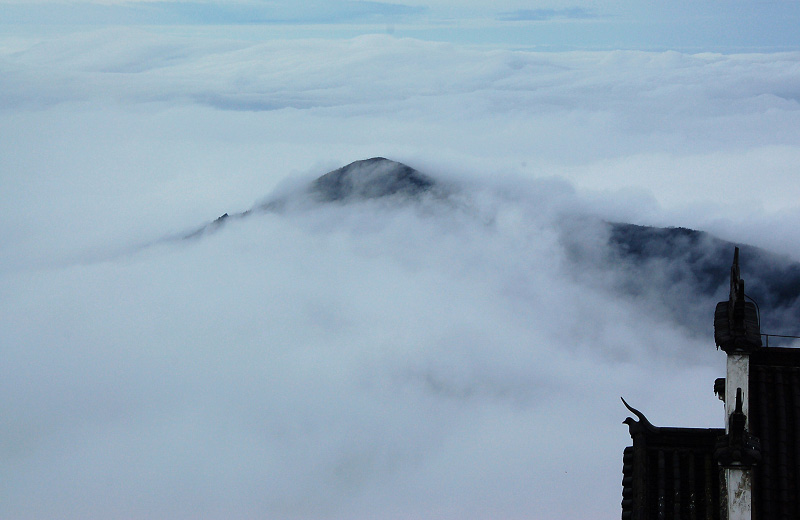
[623,249,800,520]
[749,347,800,520]
[621,400,723,520]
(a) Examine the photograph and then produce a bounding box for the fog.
[2,29,800,519]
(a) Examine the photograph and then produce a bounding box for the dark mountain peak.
[179,158,800,343]
[187,158,438,238]
[603,221,800,340]
[310,157,436,202]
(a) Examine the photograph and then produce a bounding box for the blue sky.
[3,0,800,51]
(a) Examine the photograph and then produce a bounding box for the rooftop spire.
[714,247,762,353]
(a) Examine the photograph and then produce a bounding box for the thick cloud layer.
[2,30,800,519]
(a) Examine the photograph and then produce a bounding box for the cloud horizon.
[2,28,800,519]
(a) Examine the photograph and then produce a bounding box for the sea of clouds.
[2,28,800,519]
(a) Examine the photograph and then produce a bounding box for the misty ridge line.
[182,157,446,239]
[16,156,798,345]
[175,157,800,343]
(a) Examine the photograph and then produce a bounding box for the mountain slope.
[187,157,800,341]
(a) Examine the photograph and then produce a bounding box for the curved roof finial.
[621,396,658,434]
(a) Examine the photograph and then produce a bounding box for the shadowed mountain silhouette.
[310,157,436,202]
[604,223,800,339]
[185,157,442,237]
[183,157,800,340]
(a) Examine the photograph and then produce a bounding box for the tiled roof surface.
[749,347,800,520]
[623,249,800,519]
[622,416,723,520]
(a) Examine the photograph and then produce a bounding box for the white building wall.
[725,353,752,520]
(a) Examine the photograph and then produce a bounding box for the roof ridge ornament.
[621,397,659,435]
[714,247,762,353]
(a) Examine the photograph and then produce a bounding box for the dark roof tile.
[749,347,800,519]
[622,403,723,520]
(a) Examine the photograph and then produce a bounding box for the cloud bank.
[497,7,596,22]
[2,30,800,519]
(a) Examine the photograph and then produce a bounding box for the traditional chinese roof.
[749,346,800,519]
[622,247,800,519]
[621,399,723,520]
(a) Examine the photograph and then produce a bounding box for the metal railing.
[762,333,800,348]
